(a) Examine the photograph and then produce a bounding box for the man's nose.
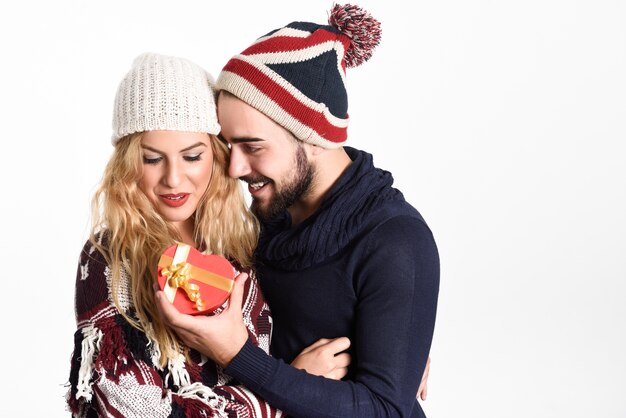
[228,146,251,179]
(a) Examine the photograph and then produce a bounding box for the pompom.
[328,3,382,68]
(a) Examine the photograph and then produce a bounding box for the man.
[157,4,439,417]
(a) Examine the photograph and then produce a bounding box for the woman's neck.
[173,218,195,246]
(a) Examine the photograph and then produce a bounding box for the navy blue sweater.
[226,147,440,417]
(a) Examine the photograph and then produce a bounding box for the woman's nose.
[163,160,182,188]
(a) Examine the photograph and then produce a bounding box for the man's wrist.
[223,339,274,392]
[215,328,249,368]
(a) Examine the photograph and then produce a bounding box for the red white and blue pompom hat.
[216,4,382,149]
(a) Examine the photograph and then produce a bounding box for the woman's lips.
[159,193,190,207]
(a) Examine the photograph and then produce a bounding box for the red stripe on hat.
[242,29,341,56]
[224,58,347,143]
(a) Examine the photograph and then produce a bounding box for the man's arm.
[157,216,439,417]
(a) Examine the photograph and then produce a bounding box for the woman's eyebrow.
[141,142,207,154]
[179,142,208,152]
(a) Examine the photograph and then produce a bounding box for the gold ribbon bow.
[159,242,234,312]
[161,255,206,311]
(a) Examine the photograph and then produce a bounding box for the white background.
[1,0,624,417]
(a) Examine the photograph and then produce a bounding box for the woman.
[67,53,298,417]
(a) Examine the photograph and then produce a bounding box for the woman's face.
[138,131,214,231]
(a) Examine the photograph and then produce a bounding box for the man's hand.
[291,337,351,380]
[417,356,431,401]
[155,272,250,368]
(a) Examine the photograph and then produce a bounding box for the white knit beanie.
[112,53,220,143]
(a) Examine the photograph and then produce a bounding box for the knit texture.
[255,147,404,271]
[112,53,220,143]
[66,238,282,418]
[216,5,381,149]
[226,147,440,417]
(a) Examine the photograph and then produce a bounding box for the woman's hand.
[416,356,431,400]
[291,337,351,380]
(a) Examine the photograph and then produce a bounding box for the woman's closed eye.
[143,153,203,164]
[183,152,203,162]
[143,155,162,165]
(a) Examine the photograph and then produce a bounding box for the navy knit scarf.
[255,147,404,271]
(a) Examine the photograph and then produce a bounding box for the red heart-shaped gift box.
[157,243,236,315]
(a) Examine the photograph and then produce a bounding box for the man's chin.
[251,199,284,221]
[251,200,269,220]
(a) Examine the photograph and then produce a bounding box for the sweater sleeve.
[67,240,283,418]
[225,216,440,418]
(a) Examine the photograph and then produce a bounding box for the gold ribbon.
[159,243,234,311]
[161,261,205,311]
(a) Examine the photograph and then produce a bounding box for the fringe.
[165,353,191,389]
[97,317,129,376]
[144,323,163,370]
[177,382,228,418]
[75,324,103,402]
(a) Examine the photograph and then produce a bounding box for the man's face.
[217,93,314,220]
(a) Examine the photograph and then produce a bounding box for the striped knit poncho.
[66,239,282,418]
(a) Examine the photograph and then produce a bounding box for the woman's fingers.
[416,356,431,400]
[333,352,351,368]
[328,366,349,380]
[299,338,331,355]
[324,336,351,354]
[291,336,352,379]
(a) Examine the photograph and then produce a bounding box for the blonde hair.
[90,132,258,366]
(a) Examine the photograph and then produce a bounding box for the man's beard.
[249,145,314,221]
